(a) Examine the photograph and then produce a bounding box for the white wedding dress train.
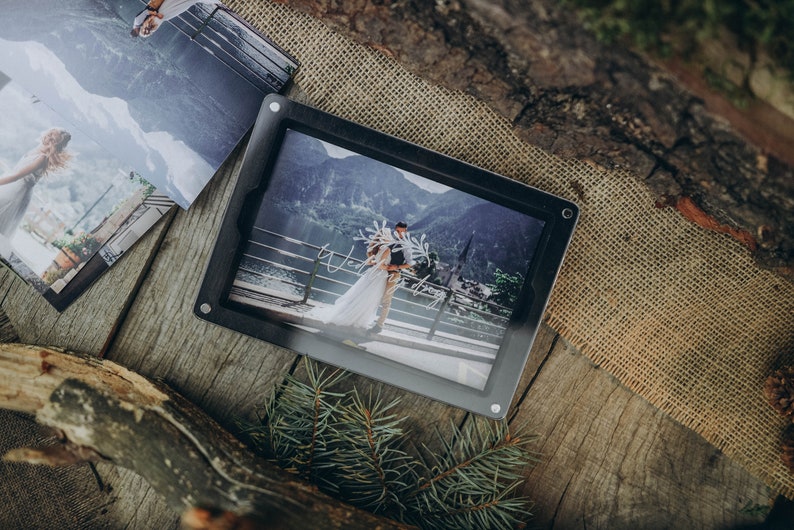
[0,152,44,257]
[309,265,388,330]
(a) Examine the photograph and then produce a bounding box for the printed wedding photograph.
[228,129,547,390]
[0,0,298,209]
[0,74,157,294]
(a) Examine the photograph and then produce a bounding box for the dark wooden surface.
[0,141,775,528]
[2,0,789,527]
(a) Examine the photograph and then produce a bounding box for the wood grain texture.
[510,334,772,529]
[95,142,300,527]
[91,467,180,530]
[104,143,298,428]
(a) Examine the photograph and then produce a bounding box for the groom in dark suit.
[369,221,413,334]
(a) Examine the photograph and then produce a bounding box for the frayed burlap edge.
[229,0,794,499]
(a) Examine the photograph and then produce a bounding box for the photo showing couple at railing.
[230,220,520,390]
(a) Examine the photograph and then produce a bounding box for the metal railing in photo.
[169,4,298,94]
[238,228,512,349]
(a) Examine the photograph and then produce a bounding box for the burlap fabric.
[227,0,794,498]
[0,309,111,529]
[0,410,111,529]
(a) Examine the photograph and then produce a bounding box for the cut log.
[266,0,794,277]
[0,343,411,529]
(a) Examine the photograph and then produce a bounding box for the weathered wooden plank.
[509,336,773,529]
[97,142,299,526]
[104,142,298,426]
[507,322,561,420]
[90,464,180,530]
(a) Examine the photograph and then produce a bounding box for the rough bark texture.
[0,344,411,530]
[274,0,794,278]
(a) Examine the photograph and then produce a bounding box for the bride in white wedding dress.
[309,239,392,330]
[0,128,72,256]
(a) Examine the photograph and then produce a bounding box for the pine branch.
[241,358,539,529]
[330,390,416,515]
[243,358,348,480]
[405,418,539,528]
[416,420,536,492]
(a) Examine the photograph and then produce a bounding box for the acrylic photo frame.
[195,95,578,419]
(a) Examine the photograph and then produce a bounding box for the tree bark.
[272,0,794,278]
[0,343,411,530]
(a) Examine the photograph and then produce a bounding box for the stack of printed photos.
[0,0,298,311]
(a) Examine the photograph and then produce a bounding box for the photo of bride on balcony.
[0,128,72,258]
[0,74,158,295]
[228,129,547,390]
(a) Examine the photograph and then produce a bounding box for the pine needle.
[241,358,538,529]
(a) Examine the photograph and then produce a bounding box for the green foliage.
[41,267,69,285]
[487,268,523,310]
[406,420,538,530]
[328,391,417,514]
[566,0,794,76]
[128,171,157,198]
[51,231,100,258]
[703,66,751,108]
[249,361,349,481]
[242,358,538,529]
